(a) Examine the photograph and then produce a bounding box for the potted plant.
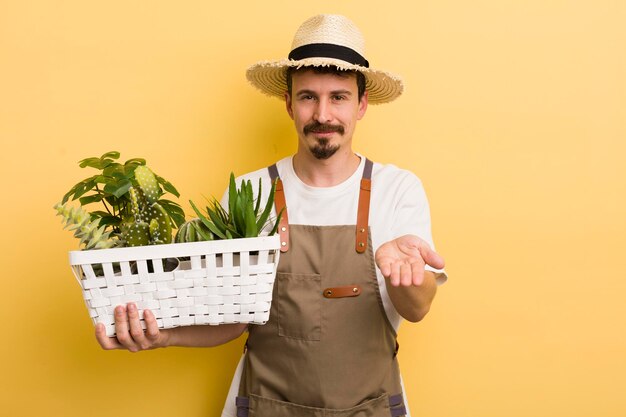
[54,151,185,248]
[56,151,281,336]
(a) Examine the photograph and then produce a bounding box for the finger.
[114,305,139,351]
[375,255,392,277]
[389,261,401,286]
[399,263,412,286]
[143,309,160,343]
[95,323,122,350]
[418,246,445,270]
[127,303,149,350]
[411,260,426,286]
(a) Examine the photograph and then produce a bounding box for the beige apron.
[236,159,407,417]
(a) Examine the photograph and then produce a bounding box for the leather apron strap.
[356,158,373,253]
[268,158,374,254]
[268,164,290,252]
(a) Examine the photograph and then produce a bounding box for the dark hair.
[285,66,367,101]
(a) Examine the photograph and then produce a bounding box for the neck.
[293,148,361,187]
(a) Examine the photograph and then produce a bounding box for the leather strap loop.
[323,285,362,298]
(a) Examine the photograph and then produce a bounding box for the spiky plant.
[187,173,281,241]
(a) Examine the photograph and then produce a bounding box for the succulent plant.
[175,218,214,243]
[54,202,118,249]
[187,173,282,241]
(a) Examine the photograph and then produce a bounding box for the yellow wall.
[1,1,625,416]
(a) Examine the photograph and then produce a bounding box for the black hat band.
[288,43,369,68]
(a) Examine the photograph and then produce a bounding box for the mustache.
[303,121,344,136]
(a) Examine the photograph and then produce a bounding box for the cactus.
[134,165,160,204]
[54,203,118,249]
[120,167,173,246]
[175,218,214,243]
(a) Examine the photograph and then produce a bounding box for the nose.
[313,99,332,124]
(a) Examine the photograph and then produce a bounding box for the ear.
[357,91,368,120]
[285,92,294,120]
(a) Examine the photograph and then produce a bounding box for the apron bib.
[237,159,406,417]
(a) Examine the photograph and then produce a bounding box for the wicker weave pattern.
[69,236,280,337]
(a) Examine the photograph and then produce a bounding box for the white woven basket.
[68,235,281,337]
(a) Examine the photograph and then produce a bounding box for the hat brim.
[246,58,404,104]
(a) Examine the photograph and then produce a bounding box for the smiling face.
[285,68,368,160]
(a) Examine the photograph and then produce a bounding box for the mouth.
[310,131,336,138]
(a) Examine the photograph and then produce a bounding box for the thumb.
[418,245,445,270]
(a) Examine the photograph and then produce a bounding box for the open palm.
[375,234,445,287]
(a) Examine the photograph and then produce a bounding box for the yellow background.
[1,1,625,416]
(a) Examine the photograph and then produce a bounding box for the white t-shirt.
[220,155,446,417]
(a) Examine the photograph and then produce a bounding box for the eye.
[332,95,347,101]
[298,94,315,101]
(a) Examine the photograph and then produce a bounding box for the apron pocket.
[248,393,392,417]
[276,272,321,341]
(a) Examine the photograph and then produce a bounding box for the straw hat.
[246,14,404,104]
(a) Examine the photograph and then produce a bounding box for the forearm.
[386,271,437,323]
[166,323,248,348]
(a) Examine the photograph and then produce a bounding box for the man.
[96,14,446,417]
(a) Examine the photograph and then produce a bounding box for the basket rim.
[68,235,281,265]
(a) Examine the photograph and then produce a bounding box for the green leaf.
[78,157,103,169]
[104,194,121,207]
[110,171,126,180]
[246,180,254,202]
[72,183,86,201]
[162,181,180,198]
[123,163,141,178]
[232,194,246,235]
[190,221,213,241]
[159,199,186,228]
[100,151,120,160]
[103,163,124,178]
[244,202,257,238]
[79,194,104,205]
[206,202,230,233]
[189,200,226,239]
[62,182,81,204]
[228,173,237,220]
[155,174,180,198]
[214,200,229,223]
[268,208,284,236]
[124,158,146,166]
[94,215,121,228]
[115,180,133,198]
[104,179,132,198]
[158,199,182,210]
[254,178,262,216]
[61,175,99,204]
[256,178,277,233]
[89,210,112,217]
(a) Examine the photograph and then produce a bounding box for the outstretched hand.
[375,235,445,287]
